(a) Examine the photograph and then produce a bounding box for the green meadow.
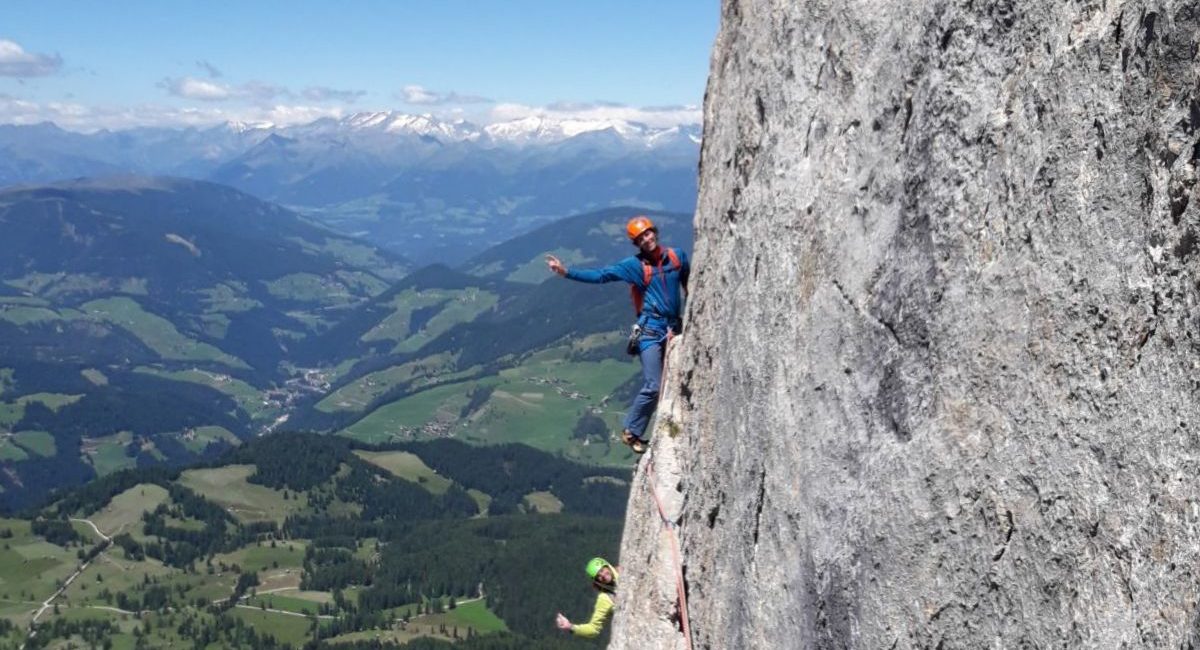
[316,353,457,413]
[87,483,171,539]
[80,368,109,386]
[263,273,358,305]
[340,382,472,444]
[0,305,63,325]
[0,440,27,461]
[354,450,454,494]
[391,290,500,354]
[135,366,272,420]
[1,392,82,435]
[179,465,308,524]
[198,281,263,312]
[522,491,564,514]
[227,606,315,646]
[0,518,86,627]
[82,431,137,477]
[504,247,591,284]
[177,425,241,453]
[12,430,55,456]
[214,541,306,574]
[82,297,249,369]
[338,349,638,464]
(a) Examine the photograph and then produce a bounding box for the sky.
[0,1,719,132]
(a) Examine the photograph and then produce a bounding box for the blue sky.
[0,1,719,131]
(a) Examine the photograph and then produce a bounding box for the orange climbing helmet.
[626,215,656,241]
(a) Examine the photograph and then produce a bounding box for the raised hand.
[555,612,572,630]
[545,254,567,276]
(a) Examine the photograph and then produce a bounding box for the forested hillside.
[1,432,626,648]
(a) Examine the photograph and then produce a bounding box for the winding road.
[22,519,112,649]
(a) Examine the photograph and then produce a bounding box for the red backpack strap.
[665,247,681,271]
[631,249,681,316]
[630,258,652,315]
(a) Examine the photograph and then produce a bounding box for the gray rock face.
[611,1,1200,648]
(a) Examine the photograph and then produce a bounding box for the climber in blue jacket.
[546,215,689,454]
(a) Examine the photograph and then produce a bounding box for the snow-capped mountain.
[0,112,701,263]
[481,115,651,144]
[331,111,484,141]
[295,111,698,148]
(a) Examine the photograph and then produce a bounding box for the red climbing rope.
[644,329,693,650]
[645,459,693,650]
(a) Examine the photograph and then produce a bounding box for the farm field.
[340,381,472,444]
[0,393,84,432]
[315,353,458,414]
[390,290,500,354]
[179,465,308,523]
[341,349,637,465]
[263,272,360,306]
[177,425,241,453]
[87,483,171,539]
[326,598,506,646]
[227,606,315,646]
[523,491,564,514]
[0,518,88,627]
[12,430,55,456]
[82,432,138,477]
[354,450,453,494]
[214,541,306,574]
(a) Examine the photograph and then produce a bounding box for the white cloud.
[161,77,232,101]
[401,85,439,105]
[488,101,700,128]
[0,39,63,77]
[401,84,490,106]
[159,77,359,105]
[159,76,288,103]
[0,95,345,131]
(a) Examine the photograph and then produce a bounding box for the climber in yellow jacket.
[555,557,618,638]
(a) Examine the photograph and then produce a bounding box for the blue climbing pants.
[622,333,665,439]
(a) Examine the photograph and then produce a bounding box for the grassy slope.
[179,465,308,524]
[340,346,638,465]
[82,297,249,369]
[353,450,454,494]
[134,367,273,421]
[88,483,171,539]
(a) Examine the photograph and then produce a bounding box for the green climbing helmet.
[585,557,610,580]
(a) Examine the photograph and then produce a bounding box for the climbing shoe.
[621,430,648,454]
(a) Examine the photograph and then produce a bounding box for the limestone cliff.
[611,1,1200,648]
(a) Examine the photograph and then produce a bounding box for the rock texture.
[611,1,1200,648]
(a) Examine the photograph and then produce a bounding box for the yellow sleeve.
[571,592,614,638]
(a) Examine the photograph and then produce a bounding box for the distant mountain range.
[0,113,700,263]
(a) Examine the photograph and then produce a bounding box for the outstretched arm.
[558,257,642,285]
[568,593,614,638]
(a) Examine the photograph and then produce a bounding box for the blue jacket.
[565,247,690,332]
